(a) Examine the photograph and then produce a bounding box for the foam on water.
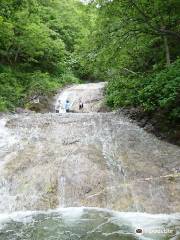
[0,207,179,229]
[112,212,178,231]
[0,83,180,239]
[59,207,85,222]
[0,118,18,167]
[0,211,37,230]
[0,208,179,240]
[0,207,85,229]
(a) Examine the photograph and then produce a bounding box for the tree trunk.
[163,35,171,66]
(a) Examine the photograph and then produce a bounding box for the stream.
[0,83,180,239]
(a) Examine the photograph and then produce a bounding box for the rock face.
[118,107,180,146]
[0,83,180,214]
[54,82,107,113]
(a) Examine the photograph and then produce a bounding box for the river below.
[0,208,180,240]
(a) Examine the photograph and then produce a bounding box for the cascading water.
[59,176,66,207]
[54,82,106,113]
[0,83,180,239]
[0,208,180,239]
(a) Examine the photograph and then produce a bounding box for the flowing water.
[54,82,106,113]
[0,208,180,240]
[0,83,180,239]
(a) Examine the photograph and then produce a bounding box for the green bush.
[138,60,180,120]
[106,60,180,121]
[60,72,80,85]
[0,71,25,110]
[0,69,80,111]
[24,72,60,96]
[106,75,139,108]
[0,97,8,112]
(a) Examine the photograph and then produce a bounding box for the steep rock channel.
[0,82,180,214]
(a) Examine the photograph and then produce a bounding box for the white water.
[55,82,106,113]
[59,176,66,207]
[0,83,180,239]
[0,118,17,165]
[0,207,179,239]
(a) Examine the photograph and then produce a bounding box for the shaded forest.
[0,0,92,110]
[0,0,179,141]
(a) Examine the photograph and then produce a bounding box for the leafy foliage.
[75,0,180,126]
[0,0,86,110]
[106,59,180,122]
[0,0,179,132]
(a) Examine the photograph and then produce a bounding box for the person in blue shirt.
[65,100,70,112]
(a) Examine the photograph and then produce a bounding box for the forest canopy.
[75,0,180,133]
[0,0,92,110]
[0,0,180,134]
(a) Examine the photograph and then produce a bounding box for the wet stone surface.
[0,111,179,213]
[0,82,180,214]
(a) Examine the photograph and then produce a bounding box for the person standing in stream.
[79,98,84,110]
[65,100,70,113]
[55,100,63,113]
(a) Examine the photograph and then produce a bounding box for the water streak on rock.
[0,82,179,216]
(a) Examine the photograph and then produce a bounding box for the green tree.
[0,0,86,110]
[79,0,180,76]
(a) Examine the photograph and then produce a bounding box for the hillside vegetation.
[75,0,180,143]
[0,0,92,111]
[0,0,179,142]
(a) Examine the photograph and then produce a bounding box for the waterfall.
[59,176,66,207]
[0,82,180,239]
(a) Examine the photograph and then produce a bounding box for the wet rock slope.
[0,82,180,214]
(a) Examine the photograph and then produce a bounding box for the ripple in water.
[0,208,180,240]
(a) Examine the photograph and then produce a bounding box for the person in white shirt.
[55,100,61,113]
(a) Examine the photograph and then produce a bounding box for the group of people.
[55,99,84,113]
